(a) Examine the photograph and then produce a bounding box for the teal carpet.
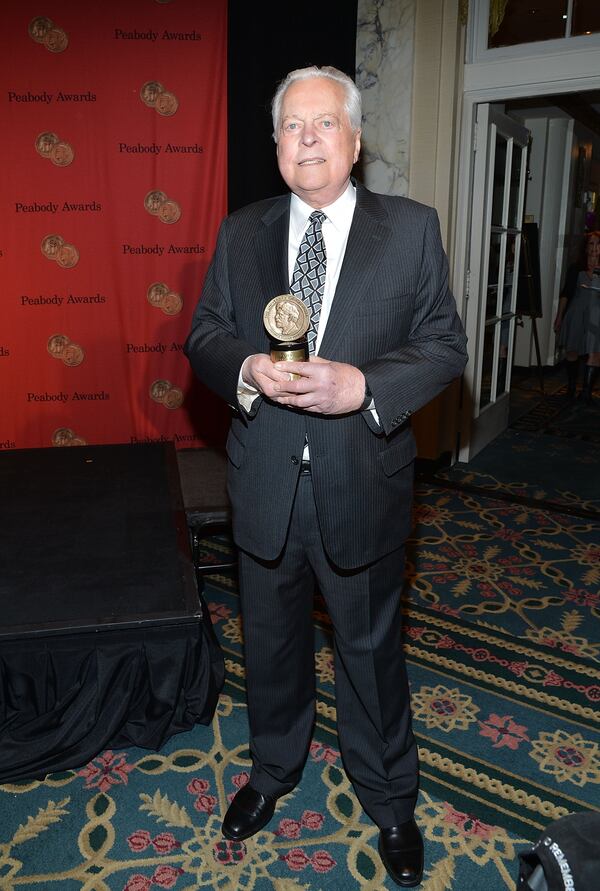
[435,428,600,515]
[3,478,599,890]
[436,365,600,515]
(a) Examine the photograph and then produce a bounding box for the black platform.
[0,442,224,782]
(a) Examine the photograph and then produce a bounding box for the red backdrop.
[1,0,227,451]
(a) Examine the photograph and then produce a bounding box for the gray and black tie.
[289,211,327,354]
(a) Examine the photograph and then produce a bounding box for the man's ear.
[353,129,362,164]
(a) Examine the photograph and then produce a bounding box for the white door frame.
[463,105,529,460]
[453,47,600,461]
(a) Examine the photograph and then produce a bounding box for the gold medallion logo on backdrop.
[29,17,69,53]
[41,235,80,268]
[147,282,184,315]
[140,81,179,116]
[36,132,75,167]
[47,335,85,367]
[144,190,182,224]
[149,380,184,410]
[52,428,87,447]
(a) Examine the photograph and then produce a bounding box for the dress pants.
[237,471,419,829]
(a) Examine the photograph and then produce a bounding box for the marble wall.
[356,0,416,196]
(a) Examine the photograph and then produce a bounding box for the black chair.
[176,447,236,587]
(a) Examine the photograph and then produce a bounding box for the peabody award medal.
[264,294,309,376]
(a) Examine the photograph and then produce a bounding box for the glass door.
[460,104,530,460]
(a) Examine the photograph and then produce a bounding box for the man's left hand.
[271,356,366,414]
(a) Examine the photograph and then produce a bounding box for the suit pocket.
[225,428,245,469]
[378,433,417,477]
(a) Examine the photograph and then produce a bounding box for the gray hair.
[271,65,362,141]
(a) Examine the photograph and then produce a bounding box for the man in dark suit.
[185,65,467,888]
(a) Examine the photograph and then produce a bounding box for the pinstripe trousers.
[237,471,419,829]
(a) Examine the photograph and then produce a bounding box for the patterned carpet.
[408,483,600,653]
[2,479,599,891]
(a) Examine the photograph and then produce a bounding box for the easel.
[517,225,544,394]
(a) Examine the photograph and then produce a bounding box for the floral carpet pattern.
[1,481,599,890]
[407,484,600,655]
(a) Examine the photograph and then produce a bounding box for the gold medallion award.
[263,294,310,373]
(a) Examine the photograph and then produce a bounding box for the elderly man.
[185,65,467,887]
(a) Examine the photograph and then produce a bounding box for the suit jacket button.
[291,455,299,465]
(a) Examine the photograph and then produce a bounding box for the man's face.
[276,78,361,209]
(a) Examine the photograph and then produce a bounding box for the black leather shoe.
[222,785,277,841]
[378,819,424,887]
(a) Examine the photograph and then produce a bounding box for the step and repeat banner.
[1,1,227,451]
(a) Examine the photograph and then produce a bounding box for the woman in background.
[554,231,600,403]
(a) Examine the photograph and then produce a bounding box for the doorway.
[460,105,530,460]
[454,64,600,461]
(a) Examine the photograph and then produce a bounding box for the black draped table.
[0,442,224,782]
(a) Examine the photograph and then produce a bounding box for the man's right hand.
[241,353,296,399]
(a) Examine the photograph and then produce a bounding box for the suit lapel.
[251,187,390,357]
[318,185,391,357]
[255,196,290,301]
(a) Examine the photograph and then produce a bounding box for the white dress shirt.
[237,181,377,428]
[238,182,355,403]
[286,182,356,353]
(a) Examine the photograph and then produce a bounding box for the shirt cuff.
[367,401,381,427]
[237,356,261,412]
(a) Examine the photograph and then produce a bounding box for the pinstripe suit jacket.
[185,183,467,569]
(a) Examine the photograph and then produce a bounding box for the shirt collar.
[290,181,356,235]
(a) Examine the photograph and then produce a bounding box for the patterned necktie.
[290,211,327,353]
